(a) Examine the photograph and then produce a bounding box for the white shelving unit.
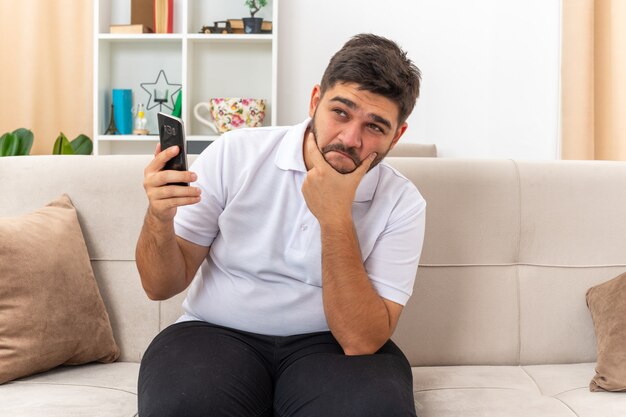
[93,0,278,155]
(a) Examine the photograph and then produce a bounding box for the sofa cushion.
[413,363,626,417]
[0,194,120,384]
[1,362,138,417]
[586,271,626,391]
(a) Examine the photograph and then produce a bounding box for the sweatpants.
[138,320,417,417]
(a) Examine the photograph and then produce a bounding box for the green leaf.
[0,133,20,156]
[70,134,93,155]
[52,132,74,155]
[172,91,182,117]
[0,129,33,156]
[12,128,33,155]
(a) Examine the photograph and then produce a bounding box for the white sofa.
[1,153,626,416]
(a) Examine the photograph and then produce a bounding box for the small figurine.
[133,103,149,135]
[199,21,233,34]
[104,104,118,135]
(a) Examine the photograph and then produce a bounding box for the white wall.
[277,0,562,159]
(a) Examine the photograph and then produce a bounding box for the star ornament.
[140,69,182,111]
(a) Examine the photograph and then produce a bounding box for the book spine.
[154,0,173,34]
[167,0,173,33]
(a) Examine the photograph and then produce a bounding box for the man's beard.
[310,115,390,174]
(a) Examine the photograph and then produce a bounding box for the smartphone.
[157,112,189,186]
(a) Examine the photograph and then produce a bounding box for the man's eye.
[333,109,347,117]
[369,124,384,133]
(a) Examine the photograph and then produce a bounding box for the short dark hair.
[320,33,421,126]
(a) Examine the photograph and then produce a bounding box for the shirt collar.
[274,117,380,202]
[274,118,310,173]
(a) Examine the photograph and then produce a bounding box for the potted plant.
[52,132,93,155]
[0,128,33,156]
[0,128,93,157]
[243,0,267,34]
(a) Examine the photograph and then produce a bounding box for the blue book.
[112,89,133,134]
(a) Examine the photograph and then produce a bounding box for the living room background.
[1,0,623,160]
[0,0,92,156]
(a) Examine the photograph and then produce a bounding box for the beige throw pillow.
[586,272,626,392]
[0,194,120,384]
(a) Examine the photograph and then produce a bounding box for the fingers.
[148,181,201,203]
[144,145,198,200]
[146,188,202,222]
[158,145,179,167]
[144,168,196,190]
[145,145,196,188]
[147,145,179,174]
[143,144,202,222]
[160,170,197,186]
[353,152,377,177]
[145,177,202,222]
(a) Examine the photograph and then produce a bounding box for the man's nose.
[339,123,362,148]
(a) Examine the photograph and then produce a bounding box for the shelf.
[99,135,157,142]
[186,34,273,42]
[98,34,272,42]
[94,0,278,155]
[98,134,218,142]
[96,135,213,155]
[99,34,185,41]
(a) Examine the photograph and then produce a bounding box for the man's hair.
[320,33,421,126]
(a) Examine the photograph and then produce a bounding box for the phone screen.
[158,112,188,185]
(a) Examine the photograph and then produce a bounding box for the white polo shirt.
[174,118,426,336]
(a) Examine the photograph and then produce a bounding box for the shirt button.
[301,224,308,231]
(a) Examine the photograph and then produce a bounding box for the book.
[131,0,154,32]
[228,19,272,34]
[228,19,244,34]
[110,24,152,34]
[154,0,173,34]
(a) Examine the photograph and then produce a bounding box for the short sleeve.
[174,137,227,247]
[365,188,426,305]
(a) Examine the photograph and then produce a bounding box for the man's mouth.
[322,146,360,167]
[327,150,355,163]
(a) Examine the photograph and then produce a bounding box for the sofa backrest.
[388,157,626,366]
[2,156,626,366]
[387,143,437,158]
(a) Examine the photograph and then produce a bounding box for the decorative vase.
[112,89,133,134]
[242,17,263,34]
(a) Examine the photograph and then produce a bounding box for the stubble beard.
[310,116,389,174]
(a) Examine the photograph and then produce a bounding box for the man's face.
[307,82,408,174]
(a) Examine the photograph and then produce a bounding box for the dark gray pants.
[138,320,417,417]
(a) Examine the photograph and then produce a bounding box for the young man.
[136,33,425,417]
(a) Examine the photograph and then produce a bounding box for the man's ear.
[309,85,322,118]
[389,122,409,151]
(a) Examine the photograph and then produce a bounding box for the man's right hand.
[137,144,208,301]
[143,144,202,223]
